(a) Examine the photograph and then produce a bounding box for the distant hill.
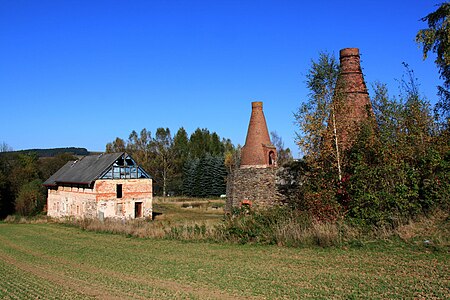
[0,147,100,158]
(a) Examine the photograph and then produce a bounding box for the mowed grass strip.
[0,223,448,299]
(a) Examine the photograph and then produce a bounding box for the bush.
[216,206,354,247]
[14,179,46,216]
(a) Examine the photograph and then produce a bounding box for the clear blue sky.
[0,0,444,157]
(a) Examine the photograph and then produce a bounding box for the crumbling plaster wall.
[47,179,153,219]
[47,186,97,218]
[95,179,152,219]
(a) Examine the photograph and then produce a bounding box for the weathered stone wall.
[47,178,153,219]
[226,167,282,211]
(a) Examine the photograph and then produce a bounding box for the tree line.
[0,151,77,219]
[105,127,239,197]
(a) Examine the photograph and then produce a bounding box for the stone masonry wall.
[226,167,282,211]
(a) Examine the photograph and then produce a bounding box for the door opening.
[135,202,143,218]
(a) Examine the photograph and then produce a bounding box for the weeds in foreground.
[3,208,448,249]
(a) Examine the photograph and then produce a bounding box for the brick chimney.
[333,48,374,150]
[240,102,277,168]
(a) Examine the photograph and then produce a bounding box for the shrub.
[14,179,46,216]
[216,206,353,247]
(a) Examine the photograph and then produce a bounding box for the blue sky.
[0,0,444,157]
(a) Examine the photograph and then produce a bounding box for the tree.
[171,127,190,194]
[15,179,46,216]
[416,3,450,125]
[344,66,446,226]
[0,142,12,153]
[127,129,152,171]
[150,128,174,197]
[182,158,199,196]
[189,128,211,159]
[270,131,293,166]
[0,157,13,218]
[224,145,241,173]
[294,52,340,177]
[106,137,126,153]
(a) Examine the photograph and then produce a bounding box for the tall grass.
[4,208,448,249]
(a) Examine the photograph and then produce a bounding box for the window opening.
[117,184,123,198]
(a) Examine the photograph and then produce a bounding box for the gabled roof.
[43,152,125,186]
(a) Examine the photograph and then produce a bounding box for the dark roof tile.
[43,152,124,186]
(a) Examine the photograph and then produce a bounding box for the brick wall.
[333,48,374,150]
[240,102,277,167]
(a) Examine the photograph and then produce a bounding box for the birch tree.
[294,52,341,179]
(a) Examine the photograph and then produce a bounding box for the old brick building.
[44,152,152,219]
[226,102,281,210]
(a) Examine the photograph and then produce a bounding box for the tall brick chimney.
[333,48,374,150]
[240,102,277,168]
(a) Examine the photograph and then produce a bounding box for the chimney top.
[252,101,263,109]
[340,48,359,57]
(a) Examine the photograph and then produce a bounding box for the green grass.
[0,223,448,299]
[152,197,225,224]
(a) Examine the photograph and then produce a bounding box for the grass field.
[152,197,225,225]
[0,223,448,299]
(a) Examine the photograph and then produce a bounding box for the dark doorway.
[269,151,275,165]
[135,202,143,218]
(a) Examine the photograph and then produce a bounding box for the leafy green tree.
[127,129,152,171]
[416,2,450,125]
[344,66,446,226]
[210,132,224,156]
[189,128,210,159]
[294,52,342,180]
[150,128,174,197]
[224,145,241,173]
[15,179,46,216]
[0,161,13,218]
[106,137,126,153]
[9,153,41,196]
[106,127,233,197]
[171,127,190,194]
[293,52,343,219]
